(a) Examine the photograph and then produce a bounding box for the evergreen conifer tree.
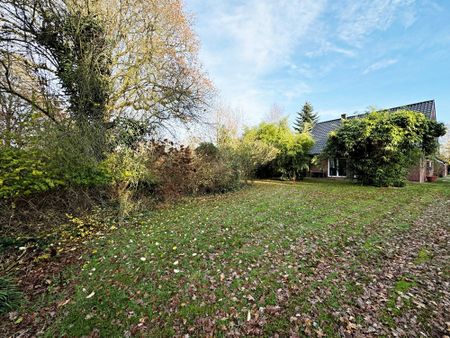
[293,102,318,132]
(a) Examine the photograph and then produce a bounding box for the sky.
[185,0,450,127]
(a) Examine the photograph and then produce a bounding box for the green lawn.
[43,179,449,336]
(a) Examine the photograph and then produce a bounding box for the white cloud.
[189,0,326,123]
[215,0,327,73]
[187,0,420,124]
[363,59,398,74]
[336,0,417,46]
[305,41,356,58]
[202,0,325,73]
[212,74,311,126]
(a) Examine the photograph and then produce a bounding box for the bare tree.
[440,123,450,162]
[0,92,29,147]
[265,103,284,123]
[93,0,214,129]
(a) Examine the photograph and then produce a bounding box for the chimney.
[341,113,347,119]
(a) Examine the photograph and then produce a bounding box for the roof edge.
[315,100,435,125]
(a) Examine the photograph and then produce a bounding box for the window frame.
[328,158,347,177]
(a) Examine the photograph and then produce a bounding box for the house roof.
[384,100,436,120]
[309,100,436,155]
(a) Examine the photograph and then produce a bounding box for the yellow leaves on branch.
[90,0,213,121]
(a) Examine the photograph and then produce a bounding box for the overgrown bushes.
[193,143,241,193]
[240,119,314,180]
[0,136,243,209]
[0,147,63,199]
[146,141,241,200]
[325,110,446,187]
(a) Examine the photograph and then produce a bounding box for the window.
[329,158,338,176]
[338,158,347,177]
[328,158,347,177]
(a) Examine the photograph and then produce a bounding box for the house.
[435,158,448,178]
[309,100,439,182]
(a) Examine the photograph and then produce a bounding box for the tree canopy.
[243,118,314,180]
[0,0,213,132]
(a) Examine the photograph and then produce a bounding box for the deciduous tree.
[0,0,213,134]
[265,103,284,123]
[243,118,314,180]
[0,0,111,125]
[97,0,213,129]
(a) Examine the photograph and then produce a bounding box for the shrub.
[103,144,157,215]
[41,123,111,187]
[132,140,242,199]
[0,147,63,199]
[233,139,278,181]
[195,142,220,159]
[152,142,197,199]
[241,119,314,180]
[1,122,113,199]
[192,149,241,194]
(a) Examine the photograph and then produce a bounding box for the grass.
[415,247,432,264]
[382,277,418,327]
[0,277,22,315]
[36,178,449,336]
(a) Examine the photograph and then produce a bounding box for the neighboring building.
[309,100,439,182]
[435,158,448,177]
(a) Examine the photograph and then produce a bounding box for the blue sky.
[185,0,450,126]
